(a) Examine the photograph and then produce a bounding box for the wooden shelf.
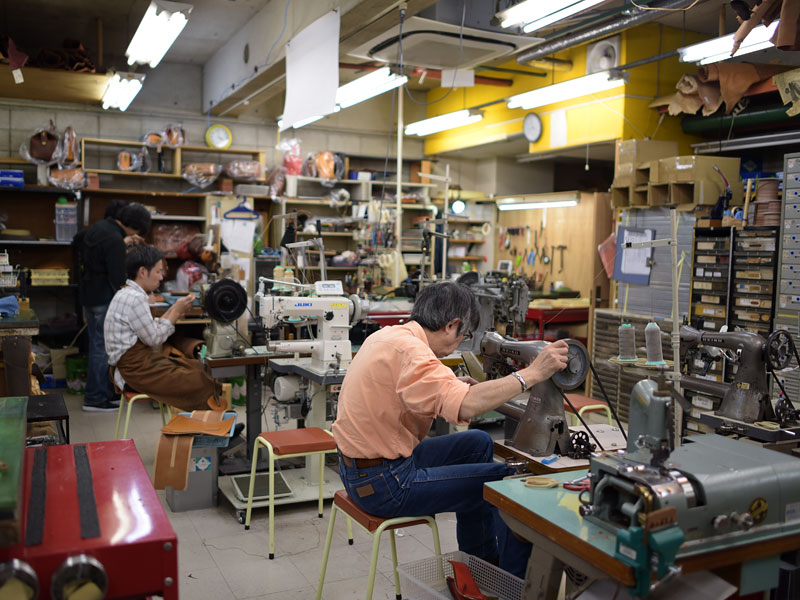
[448,238,485,244]
[0,67,108,105]
[291,175,363,185]
[297,231,354,238]
[283,198,336,206]
[0,240,71,246]
[181,144,263,155]
[150,215,207,222]
[448,256,486,261]
[0,157,29,165]
[84,168,183,179]
[303,266,359,271]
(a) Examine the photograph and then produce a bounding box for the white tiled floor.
[64,389,462,600]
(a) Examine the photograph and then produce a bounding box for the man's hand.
[523,339,569,384]
[174,293,195,318]
[457,375,479,386]
[124,234,145,247]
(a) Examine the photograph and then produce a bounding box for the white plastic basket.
[397,551,523,600]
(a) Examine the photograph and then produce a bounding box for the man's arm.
[161,294,195,325]
[458,340,569,421]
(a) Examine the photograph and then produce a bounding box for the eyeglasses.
[461,331,473,341]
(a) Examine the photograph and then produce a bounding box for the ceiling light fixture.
[677,20,780,65]
[497,0,605,32]
[102,72,145,111]
[506,70,626,110]
[496,192,580,211]
[405,109,484,137]
[336,67,408,109]
[126,0,193,68]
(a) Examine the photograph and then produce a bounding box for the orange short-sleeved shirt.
[332,321,470,459]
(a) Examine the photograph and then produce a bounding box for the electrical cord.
[557,387,605,452]
[588,360,627,441]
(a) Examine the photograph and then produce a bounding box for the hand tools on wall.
[556,245,567,273]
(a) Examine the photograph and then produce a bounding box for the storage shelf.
[297,231,354,237]
[303,266,359,271]
[448,238,485,244]
[0,186,78,197]
[283,198,338,206]
[447,256,486,261]
[84,168,183,179]
[292,175,363,185]
[150,215,207,222]
[0,240,72,246]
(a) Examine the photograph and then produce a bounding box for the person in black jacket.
[76,202,151,411]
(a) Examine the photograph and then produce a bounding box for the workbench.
[0,309,39,337]
[525,307,588,340]
[484,470,800,599]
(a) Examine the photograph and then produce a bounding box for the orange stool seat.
[563,394,612,425]
[257,427,337,455]
[332,490,430,532]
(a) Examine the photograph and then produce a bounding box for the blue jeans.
[85,304,115,406]
[338,430,532,577]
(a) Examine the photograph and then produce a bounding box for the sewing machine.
[457,273,529,352]
[479,331,591,457]
[255,279,367,371]
[202,278,249,358]
[679,325,800,439]
[580,376,800,596]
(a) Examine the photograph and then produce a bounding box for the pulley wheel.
[205,279,248,324]
[553,339,590,390]
[766,330,795,371]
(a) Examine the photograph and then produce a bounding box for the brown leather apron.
[116,340,221,411]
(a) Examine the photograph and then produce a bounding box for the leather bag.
[29,120,58,161]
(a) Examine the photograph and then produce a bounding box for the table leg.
[246,363,262,462]
[523,547,563,600]
[539,317,545,340]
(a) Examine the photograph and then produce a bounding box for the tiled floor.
[64,389,464,600]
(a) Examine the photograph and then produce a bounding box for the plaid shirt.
[104,279,175,368]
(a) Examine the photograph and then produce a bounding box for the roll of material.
[481,222,492,236]
[274,375,301,402]
[171,336,205,359]
[618,323,637,361]
[645,322,666,365]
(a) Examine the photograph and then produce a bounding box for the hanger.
[223,197,259,220]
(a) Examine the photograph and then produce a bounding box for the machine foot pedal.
[269,553,274,559]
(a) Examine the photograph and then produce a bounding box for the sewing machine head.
[480,331,590,457]
[256,283,368,371]
[679,325,795,423]
[201,278,248,358]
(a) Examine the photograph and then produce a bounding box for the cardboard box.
[612,163,635,188]
[658,155,740,184]
[410,160,432,184]
[615,139,678,176]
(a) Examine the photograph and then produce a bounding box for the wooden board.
[0,67,107,105]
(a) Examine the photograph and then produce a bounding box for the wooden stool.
[316,490,442,600]
[244,427,337,559]
[563,393,612,426]
[114,390,172,440]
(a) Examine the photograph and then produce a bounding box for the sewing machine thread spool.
[273,265,285,283]
[617,323,637,361]
[645,321,666,365]
[283,267,294,283]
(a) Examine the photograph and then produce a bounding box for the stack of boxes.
[54,201,78,242]
[0,170,24,188]
[611,140,743,211]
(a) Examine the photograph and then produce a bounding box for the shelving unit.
[728,226,778,338]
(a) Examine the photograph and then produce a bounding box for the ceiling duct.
[347,16,542,70]
[516,0,700,64]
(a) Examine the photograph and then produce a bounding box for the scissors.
[563,476,591,491]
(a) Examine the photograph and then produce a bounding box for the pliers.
[527,249,535,266]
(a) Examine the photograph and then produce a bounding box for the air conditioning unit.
[586,36,621,75]
[347,16,542,71]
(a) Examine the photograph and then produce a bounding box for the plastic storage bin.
[55,202,78,241]
[397,550,523,600]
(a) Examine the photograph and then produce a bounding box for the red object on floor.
[525,307,589,340]
[0,440,178,599]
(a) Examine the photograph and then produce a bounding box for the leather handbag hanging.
[29,120,58,161]
[61,125,79,165]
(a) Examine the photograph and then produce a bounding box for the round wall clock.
[205,124,233,149]
[523,112,543,143]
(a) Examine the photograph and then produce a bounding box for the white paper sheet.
[221,219,256,254]
[549,109,567,148]
[281,10,340,131]
[621,228,654,276]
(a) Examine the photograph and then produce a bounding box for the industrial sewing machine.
[255,278,368,372]
[202,277,249,358]
[579,375,800,597]
[678,325,800,439]
[479,331,593,458]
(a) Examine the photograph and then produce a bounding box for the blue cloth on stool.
[0,295,20,317]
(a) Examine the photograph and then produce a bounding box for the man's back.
[77,217,126,307]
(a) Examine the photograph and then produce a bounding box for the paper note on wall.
[221,219,256,254]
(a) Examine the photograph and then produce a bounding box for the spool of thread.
[283,267,294,283]
[618,323,637,361]
[273,265,285,283]
[645,322,666,365]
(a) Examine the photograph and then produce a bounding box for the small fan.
[586,35,620,74]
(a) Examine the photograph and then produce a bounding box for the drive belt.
[74,445,101,539]
[25,448,47,546]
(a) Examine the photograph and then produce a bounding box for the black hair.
[118,202,152,235]
[125,245,164,280]
[410,281,480,335]
[104,199,128,219]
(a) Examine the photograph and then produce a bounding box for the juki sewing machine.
[457,273,529,352]
[579,375,800,597]
[255,278,368,372]
[202,277,249,358]
[679,325,800,440]
[479,331,593,458]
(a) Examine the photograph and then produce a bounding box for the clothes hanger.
[223,197,259,220]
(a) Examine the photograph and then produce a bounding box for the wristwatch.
[511,371,527,391]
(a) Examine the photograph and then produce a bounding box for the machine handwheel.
[568,430,594,459]
[766,330,795,371]
[775,398,798,425]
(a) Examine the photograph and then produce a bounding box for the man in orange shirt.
[332,281,568,577]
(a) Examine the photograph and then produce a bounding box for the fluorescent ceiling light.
[126,0,192,68]
[336,67,408,109]
[496,192,580,211]
[507,70,626,110]
[497,0,605,31]
[278,106,341,130]
[102,72,145,111]
[678,20,779,65]
[405,110,484,137]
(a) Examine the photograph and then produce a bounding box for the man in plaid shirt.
[105,245,221,411]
